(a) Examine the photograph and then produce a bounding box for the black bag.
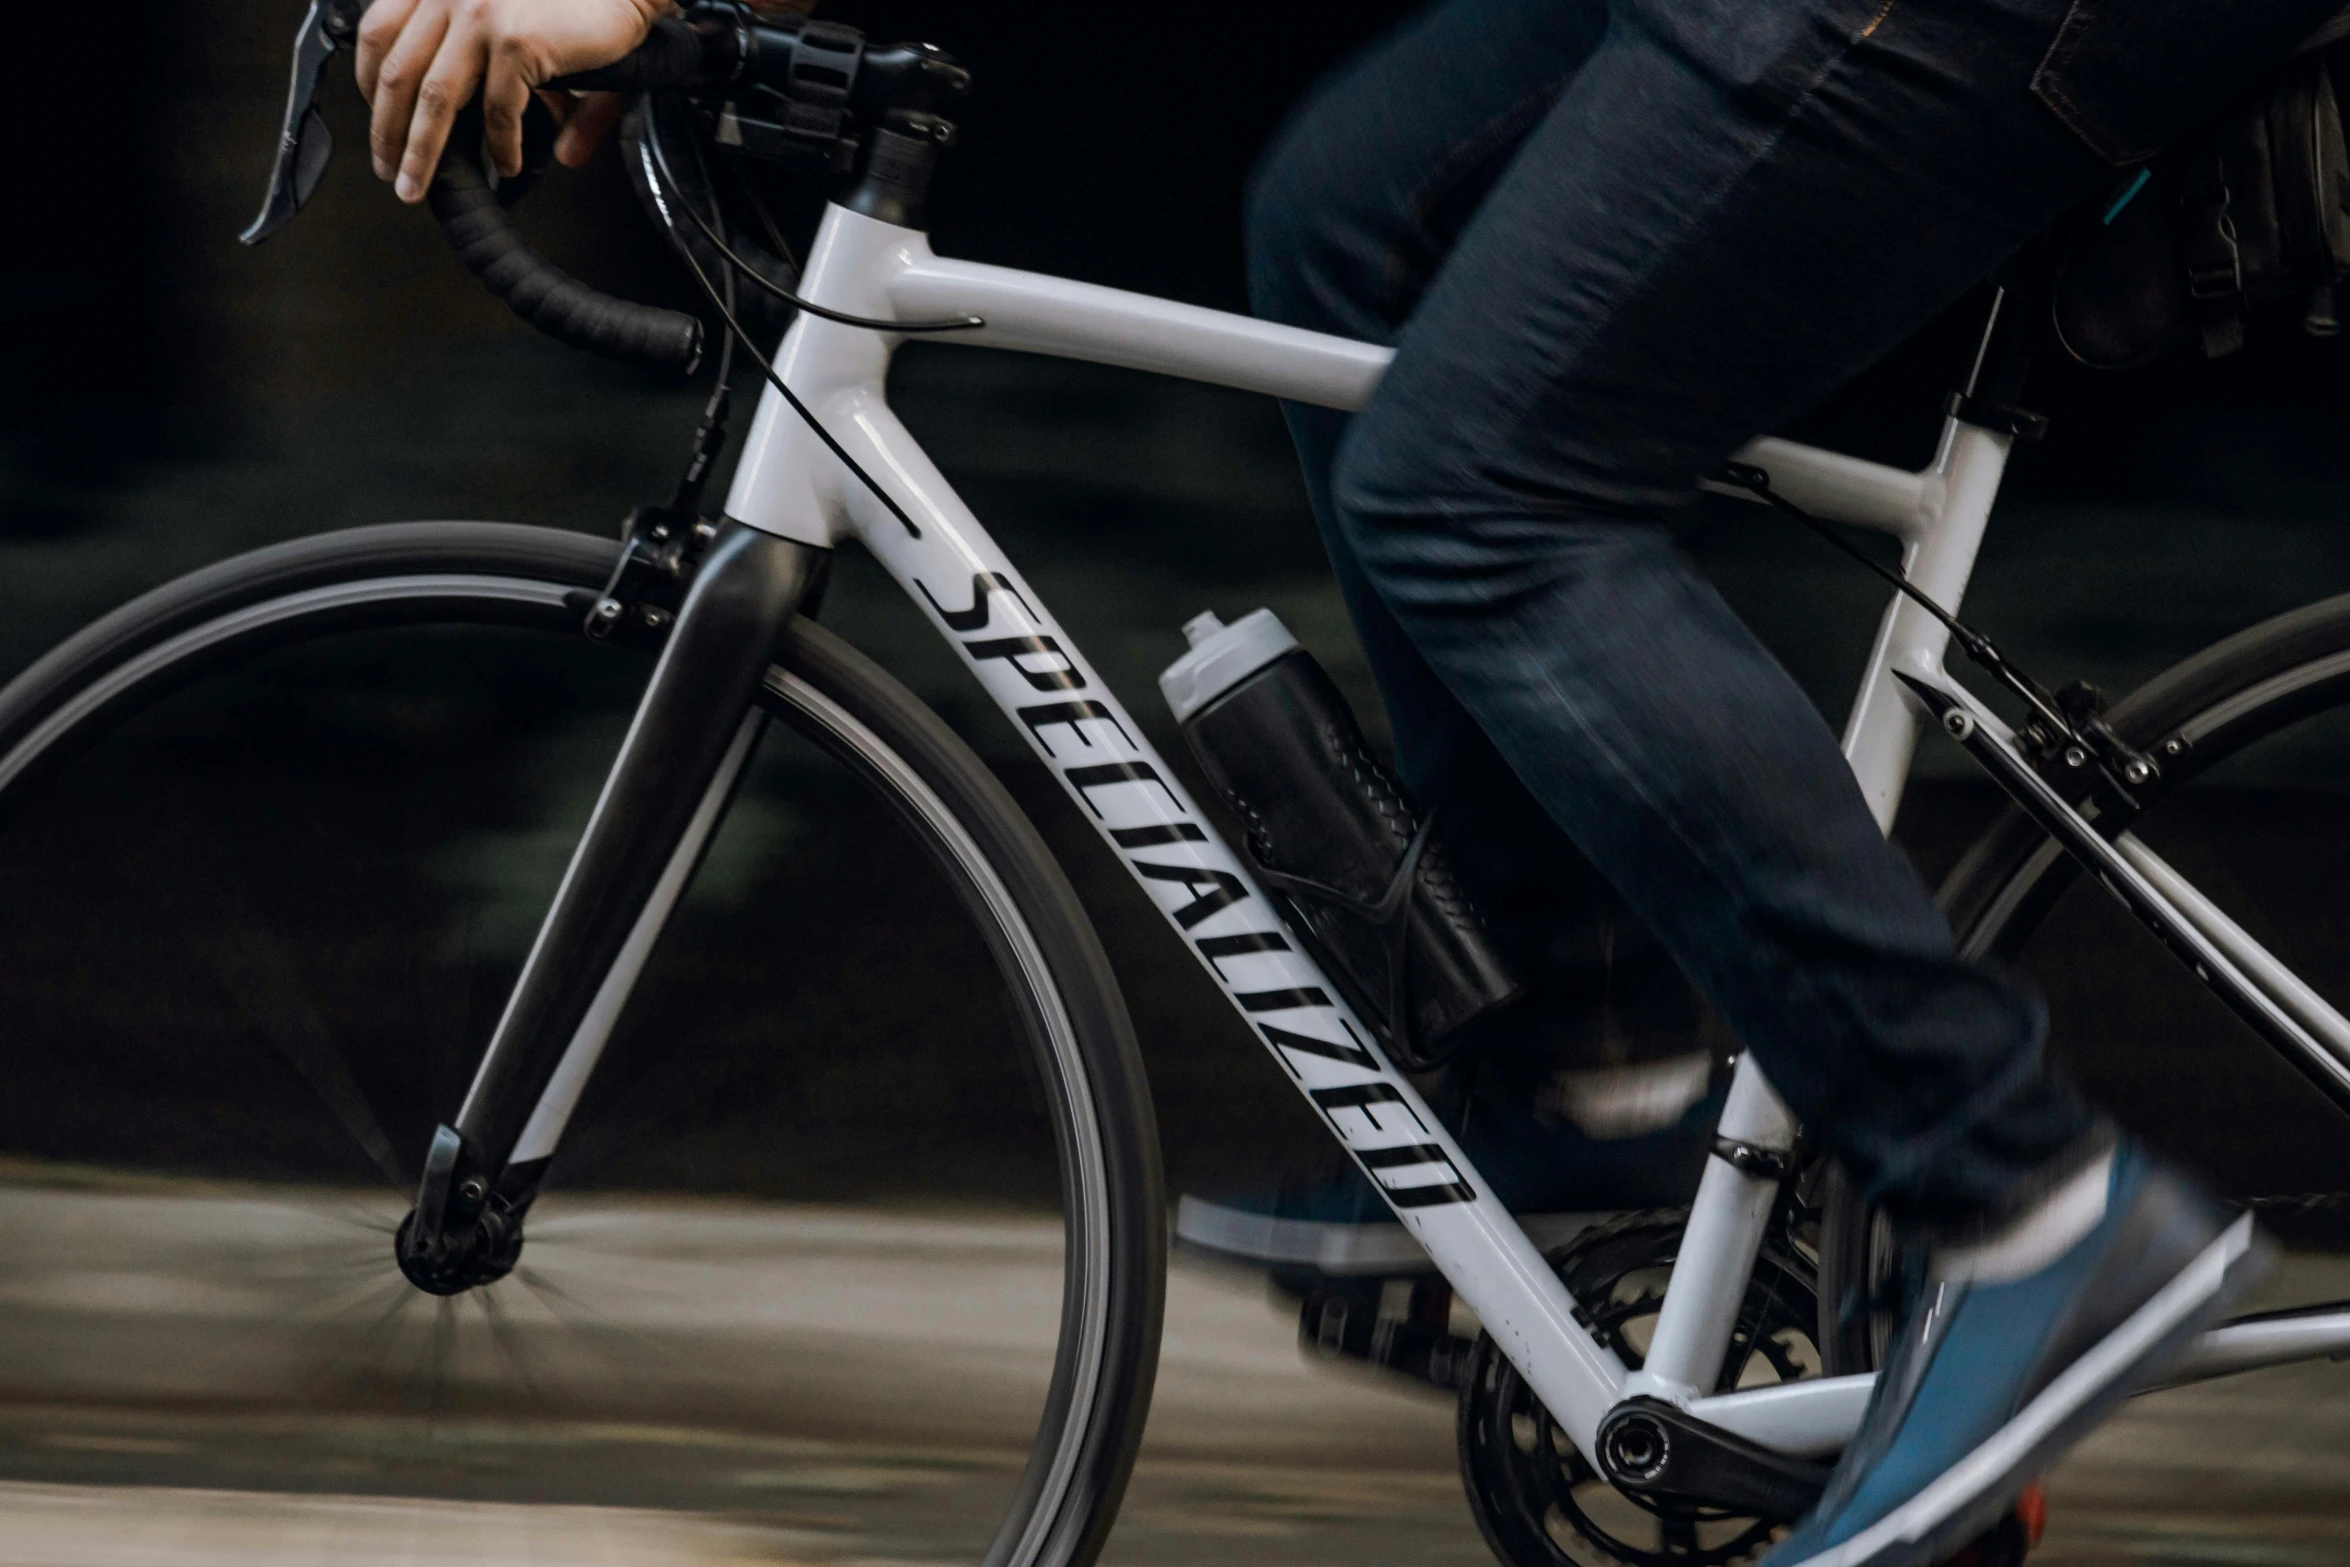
[2054,21,2350,368]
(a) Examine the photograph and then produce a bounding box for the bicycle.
[3,4,2348,1565]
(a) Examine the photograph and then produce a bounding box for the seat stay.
[2113,832,2350,1060]
[1903,671,2350,1112]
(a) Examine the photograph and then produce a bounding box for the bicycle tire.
[1819,589,2350,1373]
[0,520,1164,1567]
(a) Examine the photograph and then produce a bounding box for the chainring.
[1457,1210,1825,1567]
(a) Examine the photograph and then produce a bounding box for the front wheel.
[0,522,1163,1567]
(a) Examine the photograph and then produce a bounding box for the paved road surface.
[0,1185,2343,1566]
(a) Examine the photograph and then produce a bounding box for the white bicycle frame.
[532,200,2350,1469]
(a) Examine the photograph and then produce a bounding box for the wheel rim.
[761,664,1118,1567]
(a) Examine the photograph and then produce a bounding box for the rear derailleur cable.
[1713,460,2161,805]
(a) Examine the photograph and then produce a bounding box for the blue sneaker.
[1764,1140,2267,1567]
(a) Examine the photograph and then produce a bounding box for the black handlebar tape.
[428,156,703,372]
[548,15,730,93]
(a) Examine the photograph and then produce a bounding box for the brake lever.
[242,0,367,244]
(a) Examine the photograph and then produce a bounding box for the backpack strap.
[2180,145,2250,356]
[2306,55,2350,334]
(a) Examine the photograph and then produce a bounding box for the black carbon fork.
[397,522,823,1290]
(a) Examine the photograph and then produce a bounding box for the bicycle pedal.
[1296,1274,1475,1391]
[1936,1481,2047,1567]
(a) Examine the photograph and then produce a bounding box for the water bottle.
[1159,609,1521,1070]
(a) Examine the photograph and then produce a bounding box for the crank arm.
[243,0,366,244]
[1895,669,2350,1114]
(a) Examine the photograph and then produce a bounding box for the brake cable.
[681,107,801,285]
[1712,460,2158,795]
[724,156,800,281]
[649,111,981,335]
[689,200,983,334]
[638,122,926,538]
[581,147,743,643]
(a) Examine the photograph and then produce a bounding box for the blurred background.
[4,1,2350,1563]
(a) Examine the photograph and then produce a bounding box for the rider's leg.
[1319,0,2182,1226]
[1177,0,1724,1277]
[1245,0,1716,1160]
[1316,0,2311,1556]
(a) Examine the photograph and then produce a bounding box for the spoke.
[134,785,411,1189]
[34,1199,413,1425]
[473,1286,555,1417]
[183,930,409,1188]
[396,737,484,1124]
[239,1183,407,1241]
[332,1281,427,1412]
[421,1295,457,1423]
[509,1261,688,1377]
[541,1035,777,1190]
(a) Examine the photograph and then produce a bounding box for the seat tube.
[1625,1055,1799,1401]
[1842,277,2026,829]
[1839,420,2010,829]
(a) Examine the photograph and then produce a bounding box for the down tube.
[826,391,1630,1453]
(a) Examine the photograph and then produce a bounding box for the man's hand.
[356,0,674,203]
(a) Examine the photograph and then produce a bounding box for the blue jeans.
[1248,0,2338,1227]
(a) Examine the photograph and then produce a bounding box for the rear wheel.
[1821,592,2350,1362]
[0,522,1164,1567]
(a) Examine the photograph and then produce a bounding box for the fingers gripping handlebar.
[242,0,704,369]
[244,3,969,374]
[548,12,973,124]
[548,12,743,95]
[417,7,768,373]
